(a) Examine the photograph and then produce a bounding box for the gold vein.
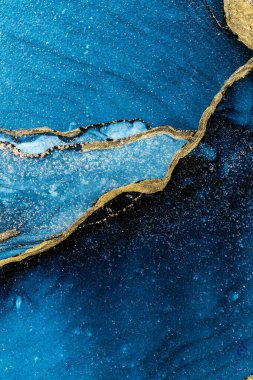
[0,57,252,267]
[0,125,194,159]
[0,118,147,138]
[224,0,253,50]
[0,229,19,243]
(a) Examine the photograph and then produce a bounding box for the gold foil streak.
[0,229,19,243]
[224,0,253,50]
[0,59,252,267]
[0,125,194,159]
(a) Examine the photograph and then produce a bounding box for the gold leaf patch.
[224,0,253,50]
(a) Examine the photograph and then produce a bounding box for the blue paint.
[0,0,252,379]
[0,119,149,154]
[0,124,186,260]
[0,113,252,379]
[0,0,251,130]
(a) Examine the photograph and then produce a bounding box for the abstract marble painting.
[0,1,252,379]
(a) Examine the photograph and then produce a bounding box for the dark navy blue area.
[0,0,251,130]
[217,73,253,127]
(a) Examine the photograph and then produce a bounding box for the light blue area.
[0,133,186,260]
[0,119,148,154]
[0,0,251,130]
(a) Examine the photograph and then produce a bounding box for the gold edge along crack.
[0,58,252,268]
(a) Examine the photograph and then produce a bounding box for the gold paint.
[245,375,253,380]
[224,0,253,50]
[0,58,252,268]
[85,194,143,228]
[0,125,194,159]
[0,228,19,243]
[197,57,253,137]
[0,119,144,138]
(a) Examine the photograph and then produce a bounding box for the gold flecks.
[0,119,144,138]
[0,228,19,243]
[0,126,194,159]
[0,58,252,268]
[224,0,253,50]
